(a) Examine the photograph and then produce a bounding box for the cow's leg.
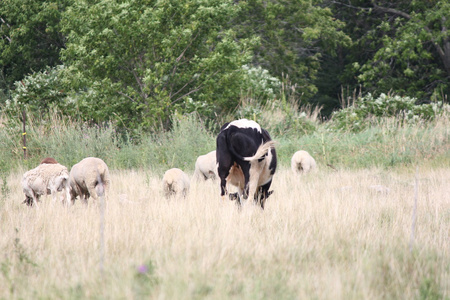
[217,135,233,200]
[246,162,263,204]
[258,180,273,209]
[239,163,251,201]
[218,168,230,200]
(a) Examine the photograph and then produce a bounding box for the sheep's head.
[40,157,58,164]
[22,196,33,206]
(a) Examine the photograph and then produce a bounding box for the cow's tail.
[243,140,275,162]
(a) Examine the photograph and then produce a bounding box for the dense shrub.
[4,66,70,117]
[1,94,448,173]
[240,65,281,103]
[236,97,321,138]
[328,93,449,132]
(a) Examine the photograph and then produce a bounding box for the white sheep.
[69,157,110,205]
[225,162,245,201]
[291,150,317,174]
[162,168,190,199]
[22,163,70,207]
[193,150,218,181]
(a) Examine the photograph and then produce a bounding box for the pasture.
[0,166,448,299]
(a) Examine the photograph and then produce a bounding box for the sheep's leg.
[95,181,105,198]
[89,190,98,202]
[163,182,170,198]
[81,193,88,205]
[64,186,71,206]
[51,190,58,204]
[69,189,77,205]
[303,164,310,173]
[87,183,98,203]
[32,194,40,208]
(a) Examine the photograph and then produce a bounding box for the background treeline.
[0,0,448,131]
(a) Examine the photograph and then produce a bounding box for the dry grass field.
[0,166,449,299]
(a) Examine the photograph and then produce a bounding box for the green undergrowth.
[0,109,448,175]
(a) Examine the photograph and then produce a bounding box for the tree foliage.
[235,0,351,100]
[334,0,449,101]
[6,66,67,113]
[329,93,449,131]
[0,0,449,131]
[0,0,69,92]
[60,0,256,129]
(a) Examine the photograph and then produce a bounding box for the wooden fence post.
[22,110,27,160]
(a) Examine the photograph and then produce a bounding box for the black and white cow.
[216,119,277,209]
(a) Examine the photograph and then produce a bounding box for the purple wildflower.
[137,264,148,274]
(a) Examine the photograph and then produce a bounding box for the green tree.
[333,1,449,101]
[234,0,351,101]
[4,65,74,117]
[0,0,69,96]
[60,0,256,129]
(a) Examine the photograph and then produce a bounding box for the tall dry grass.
[0,166,448,299]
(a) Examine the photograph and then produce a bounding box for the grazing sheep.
[162,168,190,199]
[225,163,245,201]
[369,185,390,195]
[226,163,245,193]
[69,157,110,205]
[40,157,58,164]
[193,150,218,181]
[22,163,70,207]
[291,150,317,174]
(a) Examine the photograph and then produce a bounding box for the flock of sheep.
[162,149,317,200]
[21,157,110,207]
[20,149,316,207]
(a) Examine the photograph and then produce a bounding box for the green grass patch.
[0,108,448,173]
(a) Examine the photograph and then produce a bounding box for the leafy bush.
[4,66,70,117]
[235,79,321,138]
[3,65,123,127]
[1,101,448,173]
[240,65,281,103]
[328,93,449,132]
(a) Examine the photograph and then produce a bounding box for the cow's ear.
[262,129,272,141]
[220,122,230,132]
